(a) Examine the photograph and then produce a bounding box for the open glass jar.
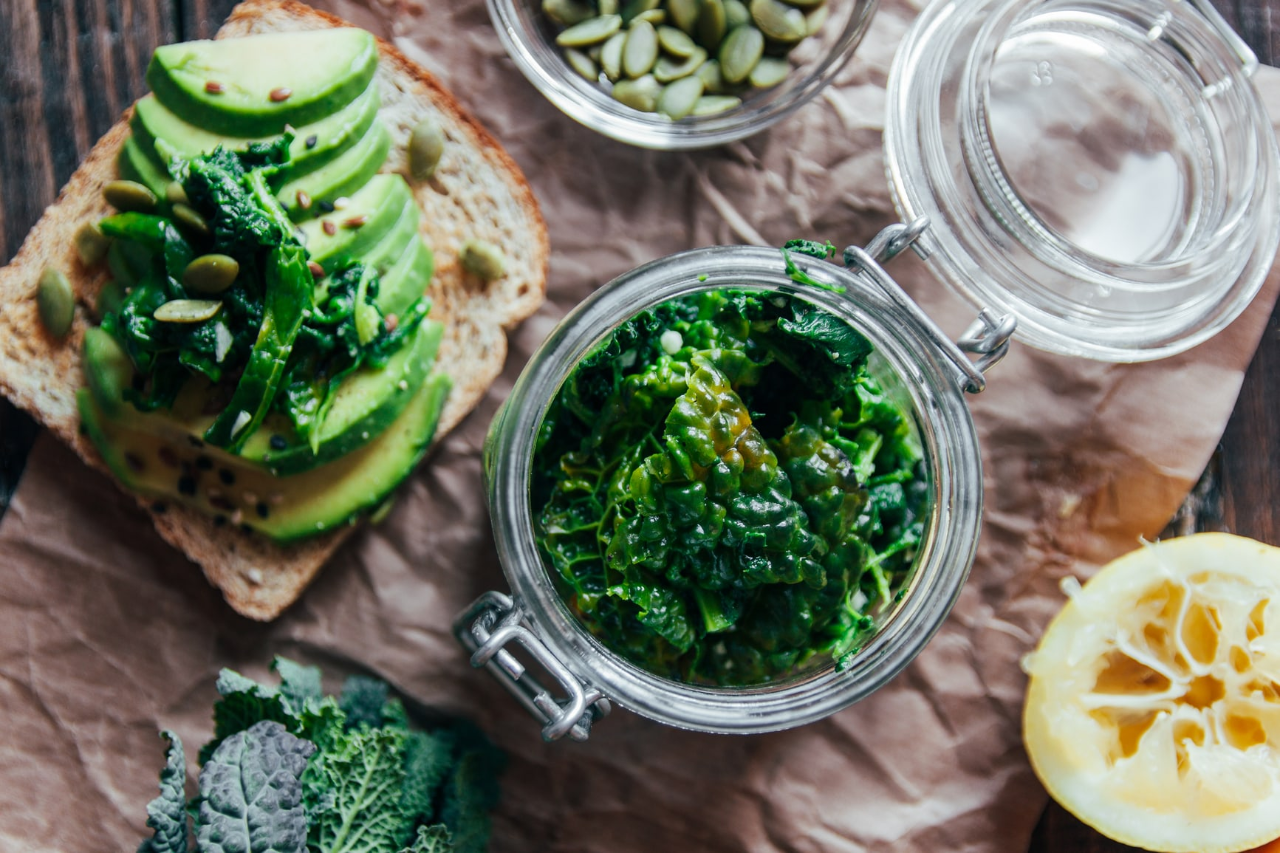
[455,225,1015,740]
[455,0,1280,740]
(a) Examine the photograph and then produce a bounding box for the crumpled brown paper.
[3,1,1280,851]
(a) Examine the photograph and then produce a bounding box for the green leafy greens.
[138,658,503,853]
[97,141,430,453]
[532,285,927,685]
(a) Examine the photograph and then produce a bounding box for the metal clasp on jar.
[454,591,611,742]
[843,216,1017,394]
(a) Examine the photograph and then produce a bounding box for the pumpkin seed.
[37,267,74,338]
[460,240,507,280]
[668,0,702,33]
[697,0,728,51]
[182,254,240,295]
[623,20,659,78]
[565,47,599,80]
[719,25,764,83]
[587,43,604,60]
[657,76,705,119]
[654,46,708,82]
[556,14,622,46]
[748,55,790,87]
[695,58,727,92]
[543,0,595,25]
[657,25,698,57]
[633,8,666,23]
[783,0,825,7]
[601,31,627,80]
[599,0,619,13]
[103,179,157,213]
[805,2,828,35]
[73,221,110,267]
[83,326,131,406]
[154,299,222,323]
[408,117,445,180]
[724,0,751,29]
[171,202,211,236]
[612,74,662,111]
[749,0,807,42]
[620,0,660,22]
[165,181,189,205]
[692,94,742,115]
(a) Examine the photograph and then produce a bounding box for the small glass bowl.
[459,245,991,738]
[485,0,878,149]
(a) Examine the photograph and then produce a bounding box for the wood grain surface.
[0,2,1276,851]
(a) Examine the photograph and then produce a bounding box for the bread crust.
[0,0,548,620]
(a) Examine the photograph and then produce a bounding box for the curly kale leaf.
[138,730,190,853]
[305,725,413,853]
[272,657,323,714]
[781,239,836,260]
[401,732,457,826]
[338,675,398,732]
[437,734,504,853]
[196,720,314,853]
[200,669,295,765]
[400,825,452,853]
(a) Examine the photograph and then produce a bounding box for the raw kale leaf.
[305,726,412,853]
[137,730,190,853]
[200,669,294,765]
[196,720,315,853]
[401,824,452,853]
[272,656,323,714]
[437,734,504,853]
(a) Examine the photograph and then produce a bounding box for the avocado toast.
[0,0,548,619]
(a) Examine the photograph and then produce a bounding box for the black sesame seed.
[151,501,168,514]
[196,455,214,470]
[305,134,318,149]
[177,475,197,496]
[125,452,145,472]
[219,469,235,485]
[187,435,205,448]
[256,502,270,519]
[240,523,253,533]
[269,434,288,451]
[318,200,335,213]
[214,514,227,527]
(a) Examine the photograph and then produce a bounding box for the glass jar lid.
[885,0,1280,361]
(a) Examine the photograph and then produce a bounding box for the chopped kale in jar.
[531,287,928,686]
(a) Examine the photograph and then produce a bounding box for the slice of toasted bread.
[0,0,548,620]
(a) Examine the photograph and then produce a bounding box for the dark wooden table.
[1,2,1277,851]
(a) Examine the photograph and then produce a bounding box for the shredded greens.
[97,142,429,452]
[532,286,927,686]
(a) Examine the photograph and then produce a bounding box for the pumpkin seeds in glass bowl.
[491,0,874,148]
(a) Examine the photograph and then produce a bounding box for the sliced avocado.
[83,327,134,417]
[117,136,173,199]
[374,236,434,319]
[146,29,378,137]
[243,319,444,475]
[355,196,419,277]
[78,370,452,542]
[278,121,391,220]
[131,80,380,184]
[301,174,411,269]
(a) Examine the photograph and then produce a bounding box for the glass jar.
[885,0,1280,360]
[454,226,1014,740]
[485,0,877,150]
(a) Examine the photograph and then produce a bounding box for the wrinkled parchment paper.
[4,1,1280,850]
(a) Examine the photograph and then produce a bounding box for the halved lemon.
[1024,533,1280,853]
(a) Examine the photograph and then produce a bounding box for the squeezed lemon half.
[1023,533,1280,853]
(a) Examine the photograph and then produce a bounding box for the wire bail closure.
[454,591,611,742]
[843,216,1016,393]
